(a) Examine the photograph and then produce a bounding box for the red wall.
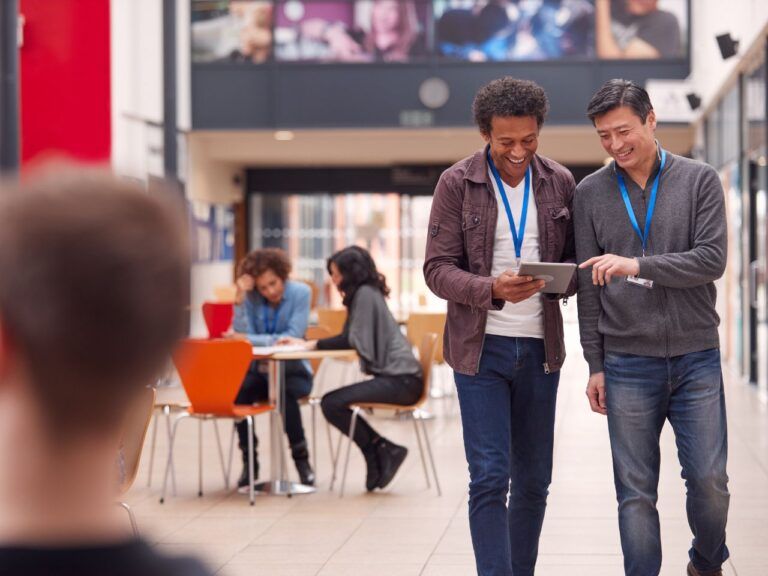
[19,0,111,168]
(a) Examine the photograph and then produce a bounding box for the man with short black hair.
[575,79,730,576]
[0,169,210,576]
[424,76,576,576]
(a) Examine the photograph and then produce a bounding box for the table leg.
[252,358,315,496]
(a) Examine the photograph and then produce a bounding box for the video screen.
[434,0,595,61]
[191,0,689,64]
[599,0,688,60]
[192,1,274,63]
[274,0,430,63]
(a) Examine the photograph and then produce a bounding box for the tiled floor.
[127,315,768,575]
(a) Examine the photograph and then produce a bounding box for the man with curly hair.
[424,77,576,575]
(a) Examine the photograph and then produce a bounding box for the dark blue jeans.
[455,336,560,576]
[604,348,730,576]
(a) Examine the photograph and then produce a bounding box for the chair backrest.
[296,278,320,310]
[202,301,234,339]
[316,307,347,335]
[213,284,237,303]
[406,312,446,364]
[118,386,156,495]
[305,325,332,373]
[172,339,254,415]
[415,332,438,407]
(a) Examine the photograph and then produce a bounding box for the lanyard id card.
[617,148,666,290]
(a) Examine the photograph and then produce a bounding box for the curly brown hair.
[237,248,292,281]
[473,76,549,135]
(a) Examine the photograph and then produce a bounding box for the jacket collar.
[465,144,555,186]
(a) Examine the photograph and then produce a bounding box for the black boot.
[236,421,259,488]
[375,437,407,489]
[291,440,315,486]
[361,443,381,492]
[237,450,259,488]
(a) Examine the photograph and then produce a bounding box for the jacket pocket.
[546,205,571,258]
[462,210,485,274]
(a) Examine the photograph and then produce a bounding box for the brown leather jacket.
[424,147,577,376]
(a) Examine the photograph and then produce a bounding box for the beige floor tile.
[219,563,323,576]
[317,564,422,576]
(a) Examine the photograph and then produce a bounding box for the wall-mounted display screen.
[192,0,688,64]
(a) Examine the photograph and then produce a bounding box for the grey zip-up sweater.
[574,151,727,374]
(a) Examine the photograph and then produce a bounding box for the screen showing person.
[192,0,273,63]
[275,0,429,62]
[596,0,687,59]
[434,0,595,62]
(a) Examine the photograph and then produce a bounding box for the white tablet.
[517,262,577,294]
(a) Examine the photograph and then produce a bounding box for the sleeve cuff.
[586,355,604,375]
[637,256,655,280]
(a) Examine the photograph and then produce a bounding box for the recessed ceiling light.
[274,131,295,141]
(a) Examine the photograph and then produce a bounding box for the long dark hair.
[327,246,390,308]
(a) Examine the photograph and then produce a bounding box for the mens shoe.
[687,561,723,576]
[361,444,381,492]
[291,440,316,486]
[375,438,408,489]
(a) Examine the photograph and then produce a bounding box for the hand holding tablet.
[516,262,577,294]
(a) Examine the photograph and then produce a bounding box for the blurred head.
[473,76,549,184]
[326,246,390,307]
[236,248,291,305]
[366,0,419,61]
[626,0,659,16]
[587,79,657,172]
[0,169,189,442]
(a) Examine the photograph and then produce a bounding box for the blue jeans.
[455,336,560,576]
[604,349,730,576]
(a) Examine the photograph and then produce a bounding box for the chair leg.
[412,415,431,489]
[198,418,204,497]
[339,407,359,498]
[246,416,255,506]
[160,412,188,503]
[146,409,159,487]
[310,401,318,476]
[226,421,236,488]
[164,405,178,496]
[119,501,139,537]
[329,423,344,491]
[419,416,442,496]
[212,419,228,490]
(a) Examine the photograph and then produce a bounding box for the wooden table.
[251,346,356,496]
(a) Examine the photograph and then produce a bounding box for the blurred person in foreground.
[280,246,422,492]
[575,79,728,576]
[0,170,207,575]
[596,0,681,59]
[423,77,576,576]
[232,248,315,487]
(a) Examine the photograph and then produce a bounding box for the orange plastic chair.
[161,339,272,505]
[332,333,441,497]
[202,301,234,339]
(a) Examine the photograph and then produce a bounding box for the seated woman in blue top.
[281,246,423,492]
[233,248,314,487]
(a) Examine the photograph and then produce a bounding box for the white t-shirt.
[485,167,545,339]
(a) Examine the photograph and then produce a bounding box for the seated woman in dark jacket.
[281,246,422,491]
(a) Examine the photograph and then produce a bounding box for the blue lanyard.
[616,149,666,256]
[487,151,531,265]
[262,302,280,335]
